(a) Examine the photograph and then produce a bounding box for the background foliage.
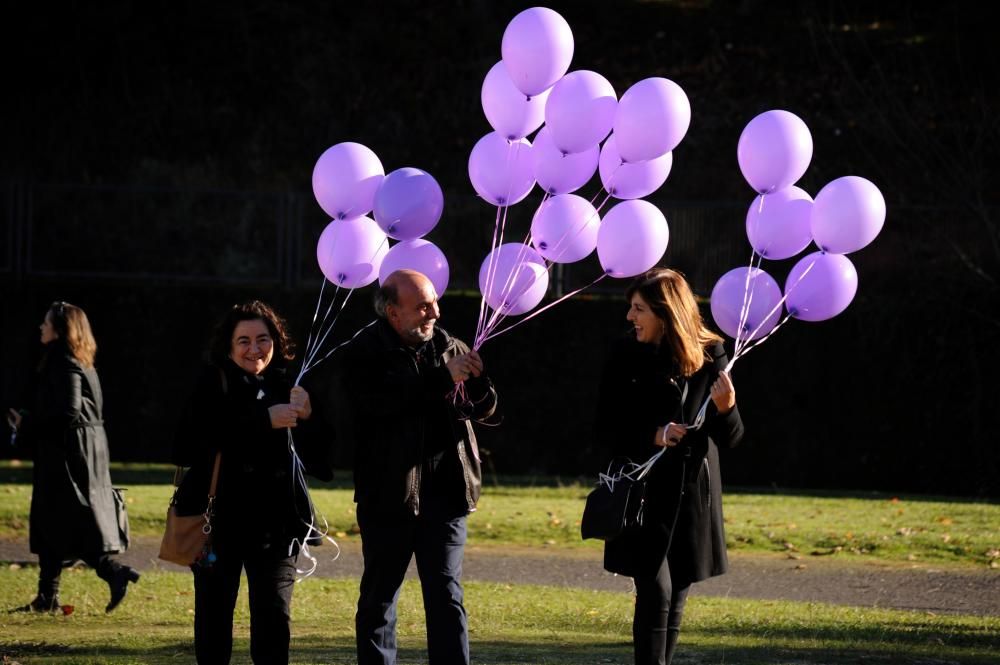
[2,1,997,495]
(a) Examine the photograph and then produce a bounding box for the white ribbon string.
[285,428,341,582]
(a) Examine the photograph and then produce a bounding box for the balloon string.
[594,190,614,215]
[733,250,764,357]
[285,428,340,582]
[724,254,818,369]
[475,206,505,346]
[478,272,607,347]
[478,201,513,344]
[477,139,520,345]
[476,229,535,347]
[296,283,342,384]
[593,161,622,206]
[300,277,329,369]
[299,287,351,381]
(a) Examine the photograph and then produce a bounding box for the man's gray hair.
[373,281,399,319]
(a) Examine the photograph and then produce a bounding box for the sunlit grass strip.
[2,569,997,665]
[1,464,998,568]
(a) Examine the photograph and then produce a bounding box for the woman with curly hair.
[173,300,329,664]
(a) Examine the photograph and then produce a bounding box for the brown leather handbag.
[158,452,222,566]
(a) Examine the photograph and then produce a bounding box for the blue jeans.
[356,504,469,665]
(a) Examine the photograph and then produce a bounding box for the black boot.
[105,566,140,613]
[11,594,60,613]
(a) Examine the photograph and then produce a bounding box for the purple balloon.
[378,239,450,296]
[599,134,673,200]
[531,127,599,195]
[481,61,551,141]
[737,110,813,194]
[478,243,549,316]
[312,142,385,220]
[785,251,858,322]
[316,217,389,288]
[745,186,814,260]
[501,7,574,97]
[468,132,535,206]
[710,267,783,341]
[530,194,600,264]
[544,70,618,155]
[372,167,444,241]
[613,77,691,163]
[811,176,886,254]
[597,200,670,278]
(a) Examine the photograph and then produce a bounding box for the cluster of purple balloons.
[711,110,887,341]
[311,143,450,295]
[473,7,686,316]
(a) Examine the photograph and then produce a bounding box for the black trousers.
[37,552,123,599]
[632,555,691,665]
[356,503,469,665]
[192,542,296,665]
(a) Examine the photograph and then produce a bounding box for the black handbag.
[580,459,647,541]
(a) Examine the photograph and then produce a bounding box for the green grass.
[1,567,997,664]
[2,462,997,568]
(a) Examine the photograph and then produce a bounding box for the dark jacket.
[172,360,328,552]
[595,335,744,583]
[331,319,499,516]
[18,343,127,557]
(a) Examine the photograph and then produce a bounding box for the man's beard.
[406,323,434,343]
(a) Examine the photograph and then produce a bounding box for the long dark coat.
[595,336,744,584]
[19,343,127,557]
[172,360,331,553]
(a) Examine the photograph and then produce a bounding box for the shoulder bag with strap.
[157,368,226,566]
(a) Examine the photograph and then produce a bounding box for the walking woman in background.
[595,269,744,665]
[173,300,329,665]
[7,301,138,613]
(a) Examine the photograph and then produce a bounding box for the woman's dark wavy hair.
[209,300,295,366]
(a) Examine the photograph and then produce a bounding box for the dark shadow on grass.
[3,633,997,665]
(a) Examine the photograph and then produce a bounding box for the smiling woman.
[171,299,333,665]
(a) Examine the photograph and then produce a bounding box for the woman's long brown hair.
[625,269,722,377]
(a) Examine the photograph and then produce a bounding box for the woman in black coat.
[173,300,329,665]
[595,269,744,665]
[7,302,138,613]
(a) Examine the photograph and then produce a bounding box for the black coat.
[325,319,500,516]
[595,336,744,583]
[18,343,127,557]
[172,360,329,552]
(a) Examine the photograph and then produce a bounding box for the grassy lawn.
[2,462,998,568]
[1,567,998,664]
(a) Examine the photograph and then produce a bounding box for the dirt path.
[2,537,997,616]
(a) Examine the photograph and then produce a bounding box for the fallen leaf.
[794,564,807,570]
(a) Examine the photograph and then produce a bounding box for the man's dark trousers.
[356,502,469,665]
